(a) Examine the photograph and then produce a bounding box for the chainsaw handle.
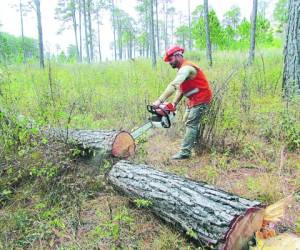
[147,105,158,114]
[147,105,171,128]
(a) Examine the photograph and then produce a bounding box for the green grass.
[0,48,299,249]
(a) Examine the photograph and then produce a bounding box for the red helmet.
[163,45,184,62]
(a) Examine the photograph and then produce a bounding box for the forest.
[0,0,299,249]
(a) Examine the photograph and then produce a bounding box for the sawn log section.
[108,160,265,249]
[48,129,135,158]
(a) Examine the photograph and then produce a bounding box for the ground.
[65,129,300,249]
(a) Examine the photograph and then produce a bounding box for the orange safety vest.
[179,59,212,108]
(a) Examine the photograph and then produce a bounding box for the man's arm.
[172,90,184,107]
[154,65,196,105]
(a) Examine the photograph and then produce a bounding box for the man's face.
[168,54,180,68]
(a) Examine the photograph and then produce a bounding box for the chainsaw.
[131,102,176,139]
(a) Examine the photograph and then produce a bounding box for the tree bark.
[96,10,102,62]
[164,1,168,51]
[19,0,26,63]
[155,0,160,56]
[149,0,157,68]
[204,0,212,67]
[78,0,83,62]
[283,0,300,97]
[108,161,264,249]
[48,129,135,158]
[188,0,192,50]
[111,0,117,61]
[117,14,122,60]
[71,2,80,63]
[248,0,258,65]
[34,0,44,68]
[87,0,93,62]
[83,0,90,63]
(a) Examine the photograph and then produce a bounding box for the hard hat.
[163,45,185,62]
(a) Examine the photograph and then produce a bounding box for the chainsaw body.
[147,103,176,128]
[131,103,176,139]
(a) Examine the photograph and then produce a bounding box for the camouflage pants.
[180,104,208,156]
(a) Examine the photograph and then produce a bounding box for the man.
[153,45,212,160]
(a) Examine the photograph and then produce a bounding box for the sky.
[0,0,276,60]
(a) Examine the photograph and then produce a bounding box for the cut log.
[108,160,264,249]
[48,129,135,158]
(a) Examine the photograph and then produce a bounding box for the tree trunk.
[248,0,258,65]
[108,161,264,249]
[78,0,83,62]
[149,0,156,68]
[87,0,93,62]
[164,2,168,51]
[203,0,212,67]
[188,0,192,50]
[129,35,133,59]
[19,0,26,63]
[96,10,102,62]
[117,17,122,60]
[283,0,300,97]
[133,38,135,58]
[71,5,80,63]
[111,0,117,61]
[83,0,90,63]
[34,0,44,68]
[48,129,135,158]
[155,0,160,56]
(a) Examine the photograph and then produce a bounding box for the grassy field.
[0,49,299,249]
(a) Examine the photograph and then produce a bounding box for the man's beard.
[170,62,178,68]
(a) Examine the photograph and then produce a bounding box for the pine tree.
[283,0,300,97]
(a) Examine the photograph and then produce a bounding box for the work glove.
[152,99,162,107]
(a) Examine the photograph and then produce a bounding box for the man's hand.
[152,99,162,107]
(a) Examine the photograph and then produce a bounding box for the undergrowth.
[0,49,299,249]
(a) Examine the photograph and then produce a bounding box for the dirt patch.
[140,131,300,235]
[76,193,194,249]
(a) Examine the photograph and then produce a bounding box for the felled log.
[48,129,135,158]
[108,160,264,249]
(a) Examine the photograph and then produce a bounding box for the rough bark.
[96,10,102,62]
[87,0,93,62]
[203,0,212,67]
[164,1,168,51]
[71,4,80,63]
[48,129,135,158]
[149,0,157,68]
[83,0,90,63]
[108,161,264,249]
[283,0,300,97]
[34,0,44,68]
[19,0,26,63]
[78,0,83,62]
[117,14,122,60]
[248,0,258,65]
[111,0,117,61]
[155,0,160,56]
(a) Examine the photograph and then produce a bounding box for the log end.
[224,207,265,250]
[112,131,136,158]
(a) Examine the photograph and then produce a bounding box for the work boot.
[171,152,190,160]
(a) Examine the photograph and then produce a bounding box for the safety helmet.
[163,45,185,62]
